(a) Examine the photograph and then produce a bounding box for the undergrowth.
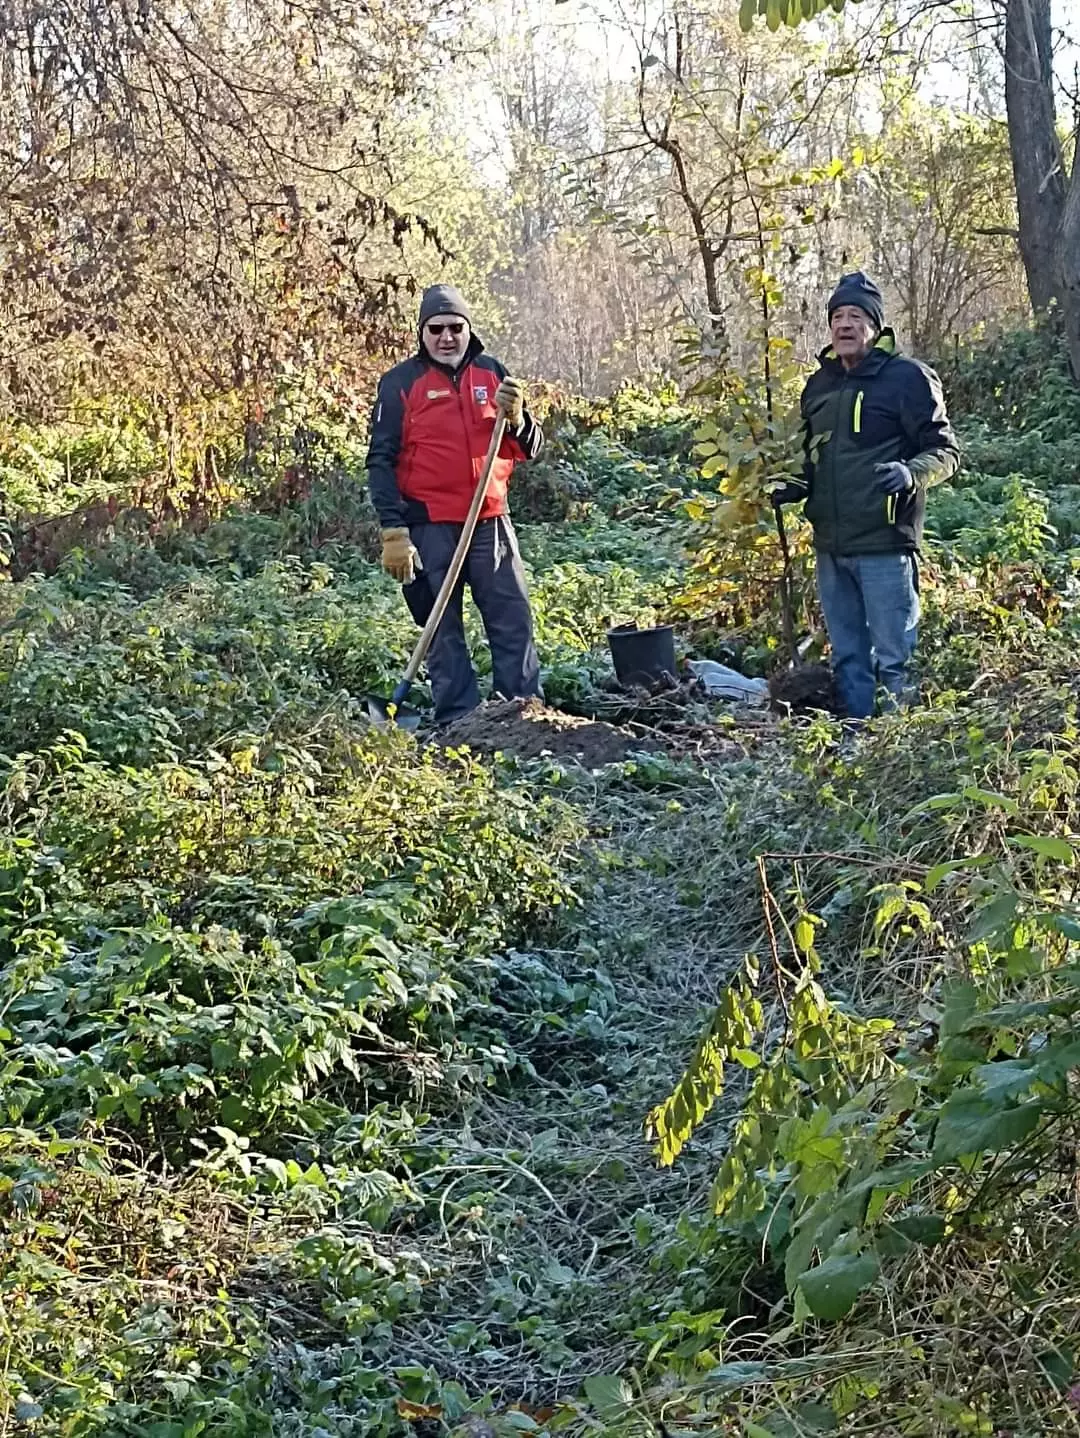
[3,331,1080,1435]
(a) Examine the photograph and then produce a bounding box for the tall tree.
[848,107,1027,355]
[0,0,449,419]
[738,0,1080,379]
[577,1,866,354]
[1004,0,1080,374]
[1004,0,1065,314]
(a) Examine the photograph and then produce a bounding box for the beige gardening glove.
[495,376,524,429]
[380,527,422,585]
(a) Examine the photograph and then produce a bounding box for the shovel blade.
[365,694,422,731]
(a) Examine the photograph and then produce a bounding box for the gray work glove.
[875,461,915,495]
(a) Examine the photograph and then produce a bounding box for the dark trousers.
[410,515,542,723]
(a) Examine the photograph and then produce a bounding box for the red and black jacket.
[365,334,543,528]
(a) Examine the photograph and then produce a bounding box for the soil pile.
[768,662,840,715]
[438,698,665,765]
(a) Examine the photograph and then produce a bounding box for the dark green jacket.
[789,331,959,555]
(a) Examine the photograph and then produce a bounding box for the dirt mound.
[768,662,840,715]
[438,698,665,766]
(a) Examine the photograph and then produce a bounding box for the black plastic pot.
[607,623,677,687]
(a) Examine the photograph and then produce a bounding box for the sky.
[455,0,1079,190]
[540,0,1079,113]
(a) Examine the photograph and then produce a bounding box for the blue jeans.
[815,551,919,719]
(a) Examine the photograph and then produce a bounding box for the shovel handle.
[773,501,797,664]
[399,410,510,689]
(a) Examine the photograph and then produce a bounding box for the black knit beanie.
[827,271,885,332]
[418,284,472,331]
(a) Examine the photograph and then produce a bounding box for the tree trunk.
[1059,167,1080,381]
[1004,0,1066,314]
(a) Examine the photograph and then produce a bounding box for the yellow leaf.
[396,1400,443,1421]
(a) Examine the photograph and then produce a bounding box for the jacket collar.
[816,327,897,377]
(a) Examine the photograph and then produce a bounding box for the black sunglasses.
[426,320,466,336]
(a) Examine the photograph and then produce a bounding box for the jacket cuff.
[513,411,543,461]
[908,450,955,489]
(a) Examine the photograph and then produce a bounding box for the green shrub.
[942,325,1080,439]
[0,729,582,1154]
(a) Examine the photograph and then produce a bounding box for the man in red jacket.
[365,284,544,724]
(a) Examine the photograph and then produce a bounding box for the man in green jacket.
[775,272,959,718]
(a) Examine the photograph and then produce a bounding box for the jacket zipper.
[454,365,473,485]
[828,380,857,544]
[851,386,898,523]
[446,366,476,527]
[828,385,842,544]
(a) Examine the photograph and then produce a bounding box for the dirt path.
[381,760,755,1407]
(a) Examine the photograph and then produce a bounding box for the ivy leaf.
[932,1093,1042,1163]
[876,1213,947,1256]
[797,1251,879,1320]
[892,1214,946,1246]
[966,890,1019,944]
[1035,1038,1080,1083]
[1036,1345,1075,1391]
[210,1040,236,1071]
[584,1373,632,1421]
[973,1059,1037,1102]
[219,1094,249,1129]
[754,1404,839,1436]
[940,981,978,1038]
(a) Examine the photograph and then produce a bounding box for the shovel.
[773,500,797,666]
[366,409,510,730]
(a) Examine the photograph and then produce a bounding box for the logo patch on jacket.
[426,388,451,401]
[473,386,489,403]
